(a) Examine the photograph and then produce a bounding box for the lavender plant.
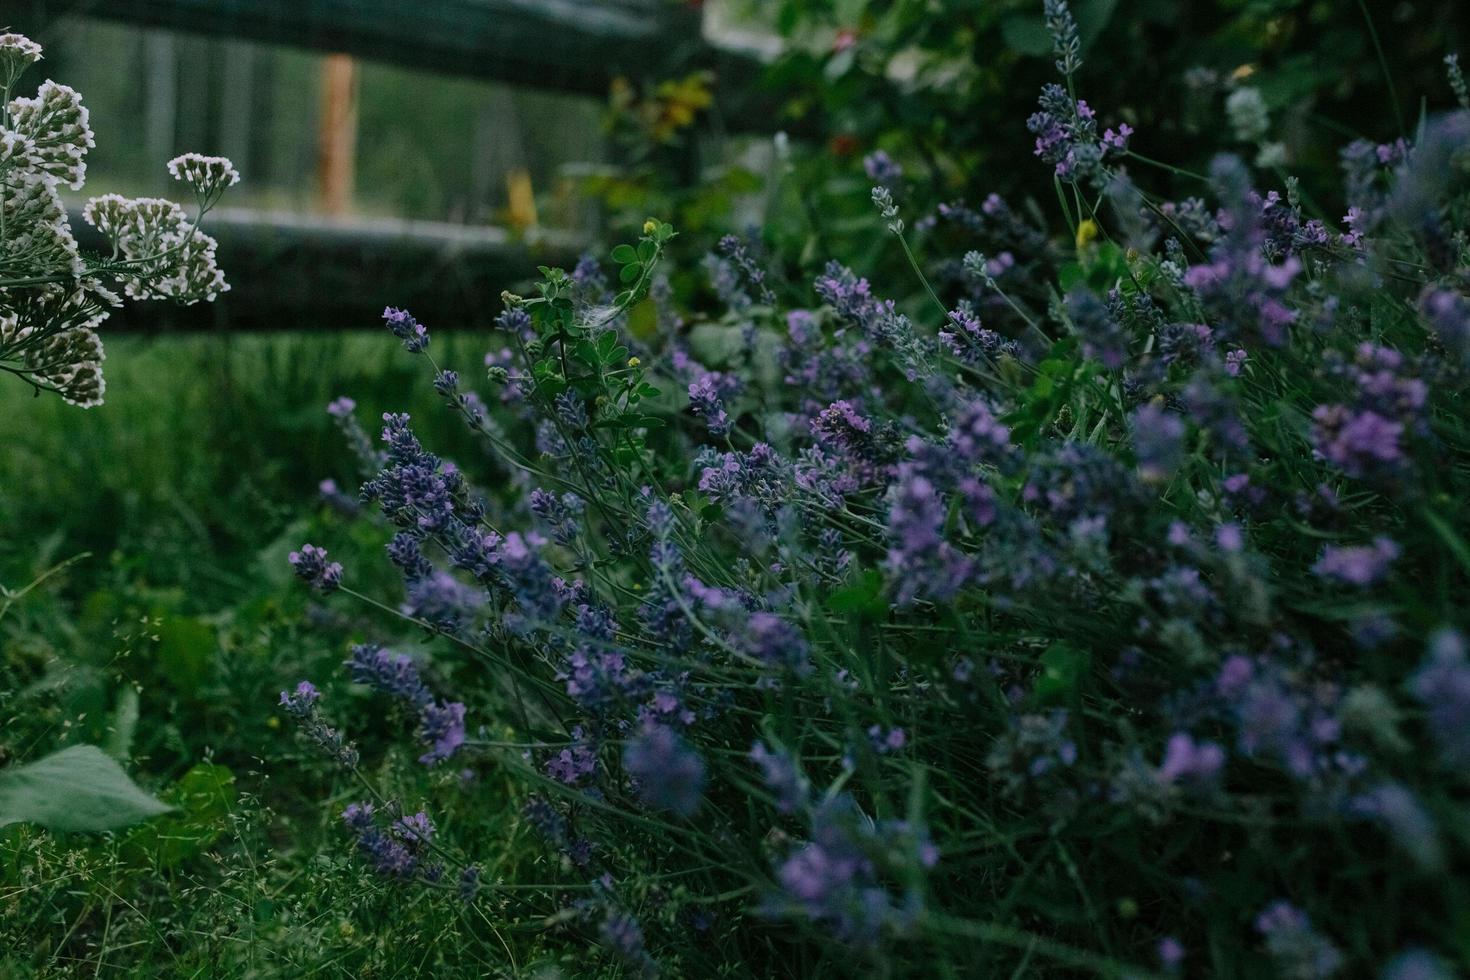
[280,8,1470,976]
[0,31,236,406]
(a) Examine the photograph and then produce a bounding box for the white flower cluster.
[7,79,94,190]
[0,33,43,88]
[167,153,241,203]
[0,31,236,407]
[82,194,229,304]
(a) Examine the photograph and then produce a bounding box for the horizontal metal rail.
[74,208,587,332]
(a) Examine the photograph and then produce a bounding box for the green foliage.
[0,745,171,832]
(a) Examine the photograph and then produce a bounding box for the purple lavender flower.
[939,303,1018,364]
[623,723,705,816]
[344,644,466,766]
[863,150,903,186]
[1182,157,1304,346]
[813,262,876,325]
[1409,629,1470,768]
[1132,402,1186,481]
[419,701,467,765]
[278,680,320,717]
[867,725,907,754]
[345,644,433,707]
[599,911,656,977]
[546,728,599,786]
[1027,83,1123,186]
[1311,405,1405,479]
[288,543,342,592]
[687,371,735,436]
[883,470,972,605]
[494,531,564,626]
[457,865,481,903]
[1225,348,1248,376]
[949,399,1013,466]
[767,795,935,944]
[1313,537,1399,586]
[1255,901,1343,979]
[1066,288,1130,369]
[341,803,436,881]
[1420,287,1470,365]
[402,570,482,631]
[751,741,810,814]
[529,488,586,546]
[1158,937,1185,972]
[716,232,776,307]
[987,711,1077,795]
[382,306,429,353]
[386,531,432,580]
[393,810,435,845]
[736,612,811,674]
[318,478,360,515]
[1156,732,1225,785]
[278,682,358,767]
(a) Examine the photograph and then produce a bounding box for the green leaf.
[1058,262,1086,292]
[573,340,600,366]
[0,745,172,832]
[619,263,642,284]
[1033,643,1090,705]
[125,763,234,867]
[611,244,637,264]
[827,569,888,620]
[157,616,215,694]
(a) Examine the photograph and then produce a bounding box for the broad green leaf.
[610,244,637,264]
[1033,644,1090,704]
[0,745,172,832]
[157,616,215,694]
[125,762,234,867]
[827,569,888,620]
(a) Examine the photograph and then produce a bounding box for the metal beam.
[74,208,587,332]
[20,0,722,98]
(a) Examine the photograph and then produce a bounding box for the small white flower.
[167,152,241,200]
[0,33,43,82]
[8,80,94,189]
[0,126,36,167]
[1225,87,1270,144]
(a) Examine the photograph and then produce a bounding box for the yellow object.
[1075,219,1099,249]
[627,356,641,367]
[506,169,537,231]
[643,219,658,235]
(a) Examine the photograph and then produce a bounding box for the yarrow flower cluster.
[0,31,236,406]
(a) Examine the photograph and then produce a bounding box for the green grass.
[0,333,574,978]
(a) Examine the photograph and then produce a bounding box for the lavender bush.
[281,6,1470,976]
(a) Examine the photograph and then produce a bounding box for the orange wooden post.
[316,54,359,216]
